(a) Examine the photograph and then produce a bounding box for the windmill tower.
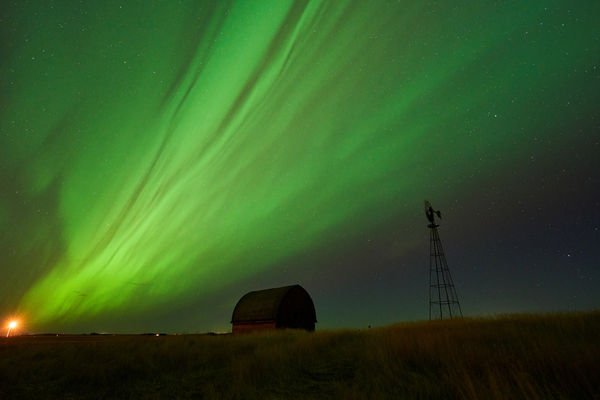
[425,200,463,320]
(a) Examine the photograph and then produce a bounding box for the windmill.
[425,200,463,320]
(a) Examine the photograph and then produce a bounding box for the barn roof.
[231,284,314,323]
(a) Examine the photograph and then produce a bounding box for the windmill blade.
[424,200,432,211]
[424,200,434,223]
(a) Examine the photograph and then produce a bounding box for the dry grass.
[0,311,598,399]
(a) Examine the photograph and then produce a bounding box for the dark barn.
[231,285,317,334]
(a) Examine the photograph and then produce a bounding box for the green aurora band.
[1,1,598,329]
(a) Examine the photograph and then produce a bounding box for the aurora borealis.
[1,1,599,333]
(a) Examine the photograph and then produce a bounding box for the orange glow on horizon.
[5,318,21,337]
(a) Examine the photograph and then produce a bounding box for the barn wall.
[277,287,316,331]
[232,321,277,334]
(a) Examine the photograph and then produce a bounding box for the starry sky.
[1,1,599,333]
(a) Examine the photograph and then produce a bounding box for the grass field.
[0,311,598,399]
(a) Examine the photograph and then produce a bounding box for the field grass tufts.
[0,311,598,399]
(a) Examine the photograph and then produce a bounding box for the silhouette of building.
[231,284,317,334]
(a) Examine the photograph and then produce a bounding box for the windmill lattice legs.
[429,226,462,320]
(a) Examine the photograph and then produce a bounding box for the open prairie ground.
[0,311,598,399]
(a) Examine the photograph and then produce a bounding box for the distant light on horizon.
[6,319,19,337]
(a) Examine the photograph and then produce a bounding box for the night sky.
[1,1,599,333]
